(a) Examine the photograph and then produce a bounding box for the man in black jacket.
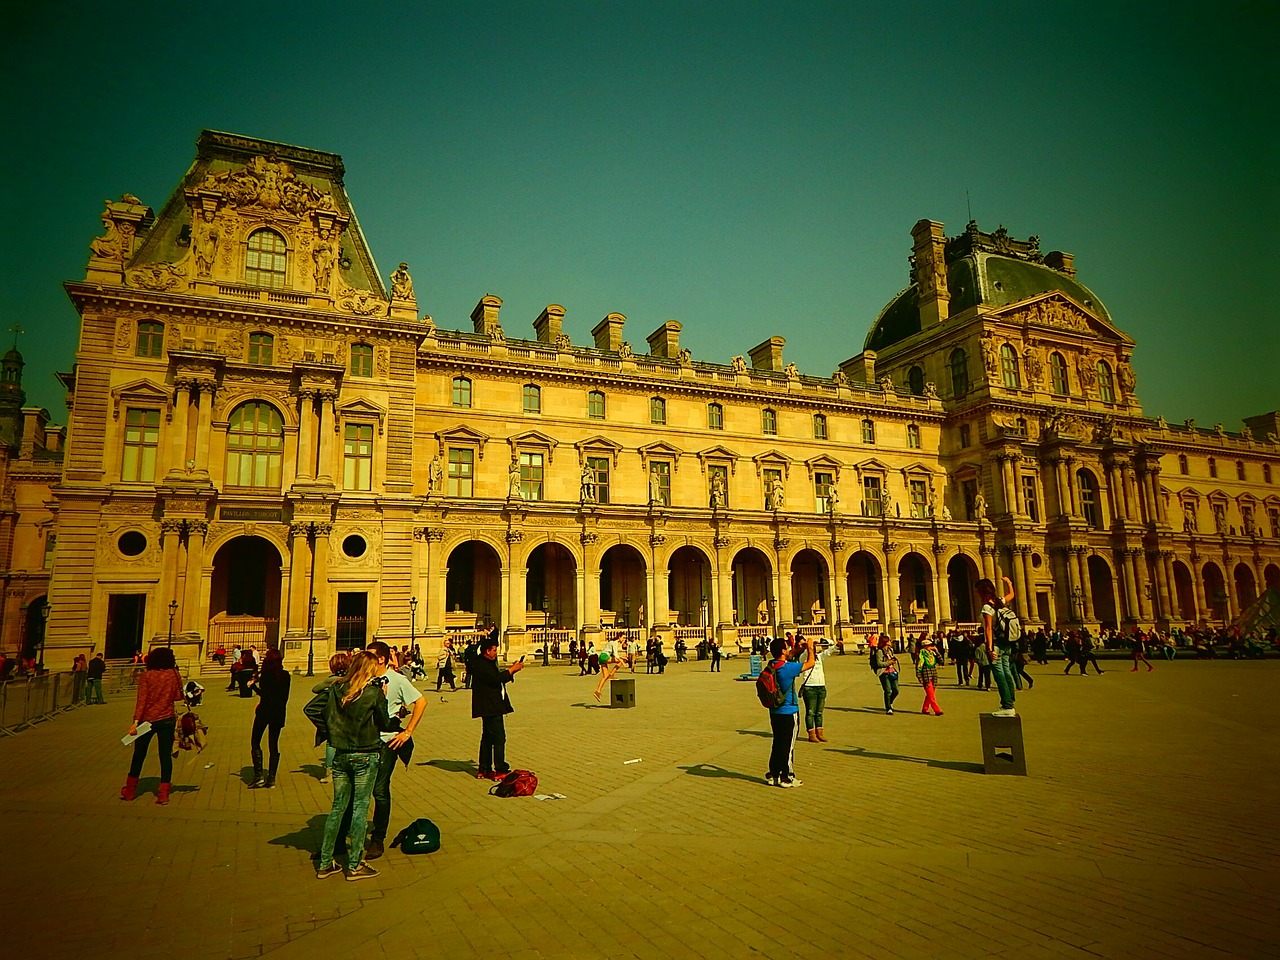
[471,636,524,780]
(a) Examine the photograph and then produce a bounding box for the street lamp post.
[624,595,631,629]
[834,594,844,654]
[167,599,178,645]
[1071,586,1085,624]
[542,597,550,666]
[409,596,418,652]
[306,595,319,677]
[38,603,50,672]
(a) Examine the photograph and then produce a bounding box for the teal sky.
[2,1,1274,429]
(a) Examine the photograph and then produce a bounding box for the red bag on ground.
[489,770,538,797]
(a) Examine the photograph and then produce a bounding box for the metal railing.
[0,662,190,736]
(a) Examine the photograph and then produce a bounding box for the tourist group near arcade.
[3,129,1278,666]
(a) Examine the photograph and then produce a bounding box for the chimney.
[839,351,876,384]
[470,295,503,336]
[1044,250,1076,278]
[591,313,626,352]
[646,320,682,359]
[46,425,65,453]
[911,219,950,328]
[19,406,49,460]
[533,304,565,344]
[748,336,786,373]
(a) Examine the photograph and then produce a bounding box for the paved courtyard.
[1,653,1277,960]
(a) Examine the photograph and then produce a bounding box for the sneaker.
[315,863,342,880]
[774,778,795,788]
[886,708,894,715]
[319,773,329,784]
[344,863,380,882]
[992,708,1017,718]
[785,777,803,787]
[764,773,778,786]
[364,838,384,861]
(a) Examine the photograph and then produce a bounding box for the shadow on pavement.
[829,746,984,774]
[297,762,325,779]
[420,758,478,776]
[268,813,327,851]
[678,763,760,783]
[734,728,771,738]
[569,702,610,709]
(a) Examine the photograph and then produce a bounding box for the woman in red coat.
[121,647,184,804]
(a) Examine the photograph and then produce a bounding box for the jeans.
[128,717,176,783]
[85,678,105,704]
[321,750,381,871]
[879,673,899,711]
[801,685,827,730]
[990,646,1017,710]
[479,714,509,773]
[1162,646,1176,660]
[768,711,799,779]
[338,743,396,843]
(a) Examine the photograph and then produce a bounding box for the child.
[916,638,943,716]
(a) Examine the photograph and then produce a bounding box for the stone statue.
[580,463,596,503]
[194,219,219,277]
[709,473,726,509]
[390,262,415,300]
[555,333,571,350]
[878,375,894,393]
[89,216,124,260]
[881,487,894,518]
[508,456,522,499]
[756,598,769,625]
[784,362,799,380]
[648,469,664,505]
[769,477,785,511]
[827,484,840,514]
[428,456,442,495]
[941,504,952,521]
[981,338,997,374]
[731,355,747,374]
[974,492,987,520]
[618,342,633,359]
[1182,505,1197,533]
[923,381,938,398]
[832,370,848,386]
[1213,506,1225,534]
[678,347,692,364]
[313,229,336,292]
[1117,360,1136,395]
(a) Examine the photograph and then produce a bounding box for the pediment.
[697,445,742,474]
[752,449,794,479]
[639,440,683,471]
[1175,486,1201,500]
[336,397,386,433]
[852,457,891,474]
[111,379,172,421]
[994,293,1133,345]
[805,454,844,481]
[899,460,936,477]
[575,435,624,466]
[436,424,490,459]
[508,430,559,462]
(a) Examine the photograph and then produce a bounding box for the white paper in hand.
[122,721,151,745]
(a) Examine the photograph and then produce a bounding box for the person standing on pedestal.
[978,577,1018,717]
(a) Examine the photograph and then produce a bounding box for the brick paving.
[1,655,1277,960]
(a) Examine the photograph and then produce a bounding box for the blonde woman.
[316,651,392,881]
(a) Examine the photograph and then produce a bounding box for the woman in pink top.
[120,647,184,805]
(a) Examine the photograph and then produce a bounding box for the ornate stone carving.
[337,287,386,317]
[832,370,848,385]
[390,262,415,300]
[923,381,938,398]
[650,534,665,547]
[784,362,799,381]
[312,228,338,293]
[116,319,132,352]
[618,342,633,359]
[1023,347,1043,386]
[556,333,572,351]
[193,215,220,277]
[678,347,692,364]
[505,530,524,544]
[128,262,187,291]
[580,532,598,546]
[713,534,731,549]
[731,356,747,374]
[202,155,337,217]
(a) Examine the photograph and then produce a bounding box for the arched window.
[1096,360,1115,403]
[226,402,284,488]
[907,366,925,397]
[1050,352,1069,395]
[136,321,165,358]
[761,408,778,435]
[650,397,667,425]
[245,229,288,288]
[1000,343,1020,389]
[588,390,605,419]
[350,343,373,377]
[248,332,273,365]
[1077,469,1101,528]
[949,349,970,396]
[452,377,472,408]
[707,402,723,430]
[812,413,827,440]
[522,384,541,414]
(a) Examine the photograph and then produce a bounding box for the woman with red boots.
[120,647,184,804]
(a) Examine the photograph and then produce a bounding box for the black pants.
[710,653,721,672]
[436,665,456,691]
[768,712,799,780]
[479,714,509,774]
[250,715,283,779]
[128,717,176,783]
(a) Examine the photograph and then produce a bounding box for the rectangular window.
[962,479,978,520]
[763,468,782,510]
[452,377,472,408]
[862,475,883,517]
[1022,474,1039,522]
[861,419,876,444]
[815,471,834,513]
[447,447,474,497]
[350,344,373,377]
[588,391,605,419]
[342,423,373,490]
[121,408,160,481]
[519,451,544,501]
[907,423,921,449]
[248,333,273,365]
[522,384,541,414]
[909,479,928,519]
[1237,461,1246,481]
[586,456,610,505]
[708,464,729,508]
[1270,508,1279,539]
[708,403,723,430]
[959,424,971,449]
[650,397,667,425]
[136,322,164,358]
[813,414,827,440]
[762,409,777,435]
[650,461,671,505]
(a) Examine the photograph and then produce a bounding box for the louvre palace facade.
[14,130,1279,665]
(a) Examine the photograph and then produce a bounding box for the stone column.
[1061,548,1081,623]
[1150,467,1168,525]
[295,390,315,480]
[979,545,996,582]
[505,534,526,633]
[1119,550,1140,623]
[652,545,670,627]
[418,528,445,638]
[1015,546,1034,621]
[931,547,951,625]
[1160,552,1178,620]
[581,535,601,631]
[183,520,208,637]
[287,523,313,633]
[999,455,1019,516]
[1075,549,1096,622]
[1149,551,1169,621]
[1223,556,1238,622]
[311,523,332,626]
[168,382,191,473]
[316,389,337,483]
[194,384,214,472]
[1051,457,1067,518]
[1063,458,1079,516]
[715,537,735,630]
[776,546,794,629]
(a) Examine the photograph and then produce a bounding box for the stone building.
[35,131,1280,666]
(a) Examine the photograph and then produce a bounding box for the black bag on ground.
[391,817,441,854]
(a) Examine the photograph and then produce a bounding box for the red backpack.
[489,770,538,797]
[755,660,788,709]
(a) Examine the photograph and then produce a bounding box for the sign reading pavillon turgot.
[16,129,1276,666]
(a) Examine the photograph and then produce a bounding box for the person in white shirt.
[797,637,839,741]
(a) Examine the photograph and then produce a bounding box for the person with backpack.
[472,634,524,779]
[871,634,900,714]
[977,576,1019,717]
[761,636,815,787]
